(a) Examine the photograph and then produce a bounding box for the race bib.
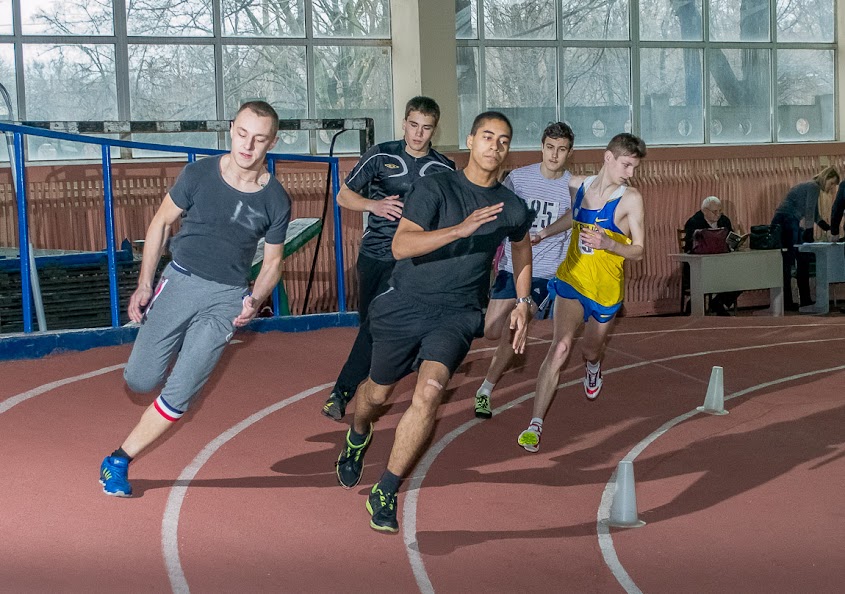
[528,198,561,232]
[578,223,595,255]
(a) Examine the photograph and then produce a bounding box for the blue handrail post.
[101,145,120,327]
[267,157,281,315]
[13,132,33,332]
[330,158,346,313]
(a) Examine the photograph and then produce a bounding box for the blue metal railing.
[0,121,346,333]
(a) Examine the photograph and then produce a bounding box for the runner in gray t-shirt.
[473,122,575,419]
[98,101,291,498]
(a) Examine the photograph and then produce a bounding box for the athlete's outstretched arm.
[533,210,572,244]
[509,234,533,353]
[234,242,284,327]
[392,203,504,260]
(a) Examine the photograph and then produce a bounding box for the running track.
[1,315,843,593]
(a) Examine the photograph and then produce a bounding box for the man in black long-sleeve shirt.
[683,196,741,315]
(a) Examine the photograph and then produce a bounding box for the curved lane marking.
[596,363,845,594]
[162,382,333,594]
[0,364,125,415]
[403,336,845,593]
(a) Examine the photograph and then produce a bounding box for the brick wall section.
[3,143,845,318]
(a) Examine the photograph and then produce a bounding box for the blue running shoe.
[100,456,132,497]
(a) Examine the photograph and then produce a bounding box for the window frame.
[456,0,837,146]
[0,0,392,155]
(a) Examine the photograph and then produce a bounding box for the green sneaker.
[517,423,542,453]
[366,484,399,533]
[474,391,492,419]
[336,424,372,489]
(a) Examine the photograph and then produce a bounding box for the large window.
[457,0,836,147]
[0,0,393,158]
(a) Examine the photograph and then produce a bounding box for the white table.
[671,250,784,317]
[797,242,845,314]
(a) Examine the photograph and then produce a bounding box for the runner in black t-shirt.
[321,97,455,421]
[333,112,534,534]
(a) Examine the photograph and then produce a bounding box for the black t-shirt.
[391,170,533,310]
[345,139,455,261]
[169,155,291,286]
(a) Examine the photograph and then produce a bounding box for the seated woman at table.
[683,196,741,316]
[773,166,838,311]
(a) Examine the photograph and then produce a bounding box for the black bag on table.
[749,224,782,250]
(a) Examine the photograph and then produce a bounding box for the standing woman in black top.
[771,166,838,310]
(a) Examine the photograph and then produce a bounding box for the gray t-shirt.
[169,155,291,286]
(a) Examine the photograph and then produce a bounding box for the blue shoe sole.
[99,478,132,498]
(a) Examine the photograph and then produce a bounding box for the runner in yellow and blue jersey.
[517,133,647,452]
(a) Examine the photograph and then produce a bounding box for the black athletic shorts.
[367,288,484,385]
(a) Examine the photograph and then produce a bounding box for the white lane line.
[161,382,333,594]
[0,321,828,415]
[0,364,126,415]
[465,321,838,356]
[403,336,845,593]
[596,363,845,594]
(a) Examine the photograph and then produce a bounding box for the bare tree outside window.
[486,46,556,147]
[561,0,629,40]
[126,0,212,37]
[222,0,305,37]
[314,44,392,150]
[312,0,390,38]
[22,0,113,35]
[222,44,309,151]
[458,0,835,146]
[128,44,217,156]
[485,0,555,40]
[0,0,13,35]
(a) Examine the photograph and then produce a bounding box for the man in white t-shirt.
[473,122,575,419]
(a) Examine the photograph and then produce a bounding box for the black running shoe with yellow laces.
[366,484,399,533]
[336,424,372,489]
[474,391,492,419]
[322,388,353,421]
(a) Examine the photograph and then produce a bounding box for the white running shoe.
[517,423,542,452]
[584,362,603,400]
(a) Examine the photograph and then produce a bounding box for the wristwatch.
[515,296,533,307]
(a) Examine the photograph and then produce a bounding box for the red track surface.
[2,316,844,593]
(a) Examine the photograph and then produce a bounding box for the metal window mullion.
[12,0,24,119]
[770,0,778,143]
[703,0,711,144]
[305,1,317,154]
[212,0,225,123]
[478,0,487,111]
[556,0,562,121]
[112,0,130,122]
[630,0,640,138]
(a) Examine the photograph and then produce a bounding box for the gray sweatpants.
[124,262,247,416]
